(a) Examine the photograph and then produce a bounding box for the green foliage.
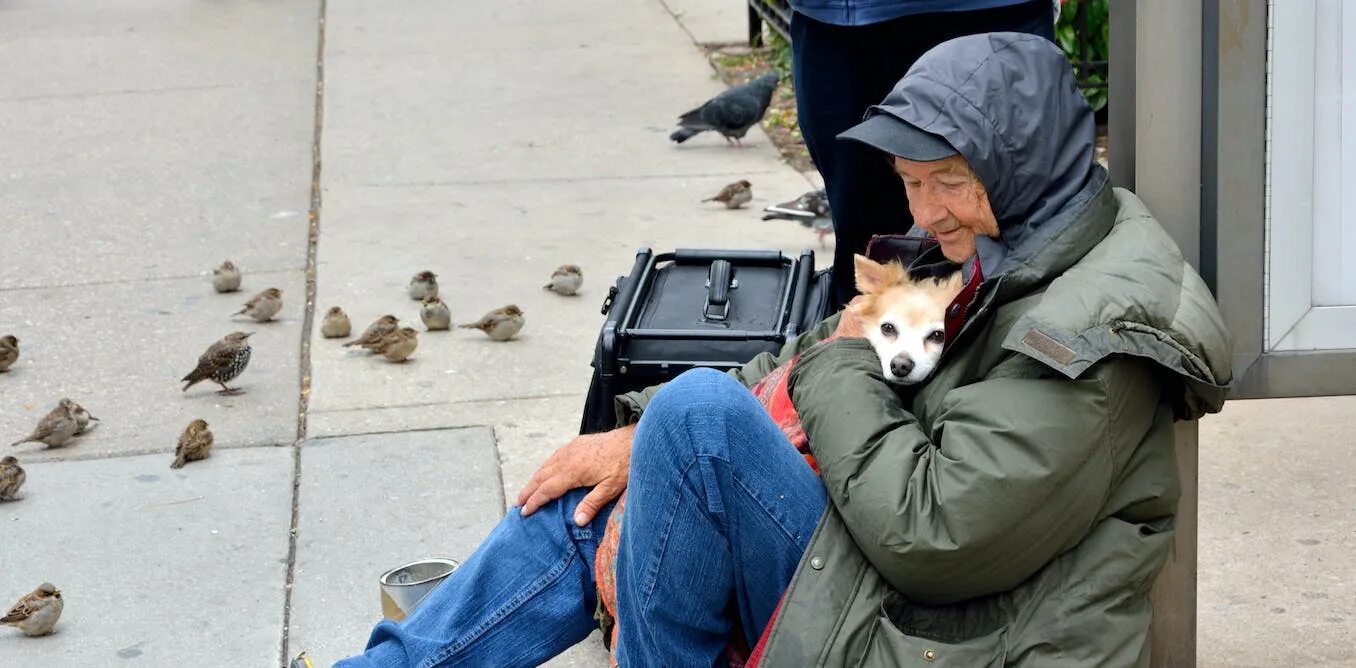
[1055,0,1109,112]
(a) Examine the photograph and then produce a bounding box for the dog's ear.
[854,254,888,294]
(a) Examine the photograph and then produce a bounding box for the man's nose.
[910,194,946,229]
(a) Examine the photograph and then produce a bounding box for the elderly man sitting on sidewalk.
[335,32,1231,668]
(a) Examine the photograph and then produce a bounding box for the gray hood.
[864,32,1097,275]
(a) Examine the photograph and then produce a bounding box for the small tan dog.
[849,254,965,384]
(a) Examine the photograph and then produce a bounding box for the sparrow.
[181,331,253,395]
[171,419,213,469]
[2,583,63,637]
[703,180,753,209]
[0,456,25,501]
[459,305,525,341]
[408,271,439,301]
[542,264,584,296]
[321,306,352,339]
[233,288,283,323]
[375,327,419,362]
[420,296,452,331]
[0,335,18,372]
[11,399,81,448]
[670,72,780,146]
[68,400,100,435]
[213,260,242,293]
[344,315,399,350]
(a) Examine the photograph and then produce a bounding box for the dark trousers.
[790,1,1055,308]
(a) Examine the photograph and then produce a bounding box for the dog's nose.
[890,354,915,379]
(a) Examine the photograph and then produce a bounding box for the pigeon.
[704,180,753,209]
[670,72,780,146]
[762,188,834,248]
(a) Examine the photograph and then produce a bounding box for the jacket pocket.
[857,595,1008,668]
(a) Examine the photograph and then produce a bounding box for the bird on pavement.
[0,456,25,501]
[542,264,583,296]
[0,335,18,373]
[321,306,352,339]
[171,419,214,470]
[213,260,242,293]
[10,399,81,449]
[2,583,63,637]
[460,305,525,341]
[408,271,439,301]
[233,288,283,323]
[703,180,753,209]
[344,315,399,350]
[375,327,420,362]
[762,188,834,248]
[181,332,253,395]
[670,72,780,146]
[420,296,452,331]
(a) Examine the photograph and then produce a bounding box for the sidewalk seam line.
[280,0,326,664]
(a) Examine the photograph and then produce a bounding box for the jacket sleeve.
[788,337,1146,604]
[612,313,842,426]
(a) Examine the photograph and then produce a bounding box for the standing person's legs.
[791,1,1056,310]
[336,487,614,668]
[792,12,913,309]
[614,368,829,666]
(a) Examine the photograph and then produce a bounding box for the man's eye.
[927,330,945,344]
[902,179,921,188]
[880,323,897,337]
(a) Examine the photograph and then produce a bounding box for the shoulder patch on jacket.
[1022,329,1077,366]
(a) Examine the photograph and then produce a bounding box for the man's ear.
[854,254,886,294]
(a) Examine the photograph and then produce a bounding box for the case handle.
[704,260,735,321]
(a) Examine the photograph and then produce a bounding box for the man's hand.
[516,424,636,526]
[833,296,868,339]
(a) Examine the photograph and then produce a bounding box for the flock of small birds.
[0,259,585,638]
[671,70,834,247]
[1,67,813,642]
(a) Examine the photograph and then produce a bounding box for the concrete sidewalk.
[0,1,1351,667]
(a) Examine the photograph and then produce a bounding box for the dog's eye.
[880,323,897,338]
[926,330,945,344]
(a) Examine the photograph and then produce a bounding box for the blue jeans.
[336,368,828,667]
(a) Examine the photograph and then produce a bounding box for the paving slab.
[323,0,795,187]
[0,1,318,293]
[0,0,318,98]
[0,447,294,666]
[661,0,754,46]
[1198,395,1356,668]
[286,428,610,664]
[0,275,305,462]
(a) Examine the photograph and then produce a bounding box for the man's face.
[893,155,999,263]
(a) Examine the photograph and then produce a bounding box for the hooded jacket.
[617,32,1232,666]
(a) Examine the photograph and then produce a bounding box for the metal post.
[748,1,764,47]
[1108,0,1136,189]
[1131,1,1204,665]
